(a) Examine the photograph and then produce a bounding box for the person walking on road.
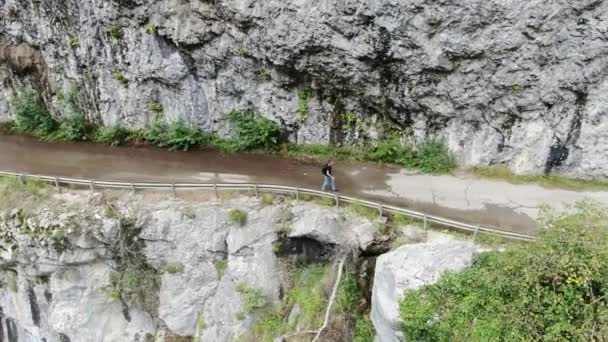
[321,160,337,192]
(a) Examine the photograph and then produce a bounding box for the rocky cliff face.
[0,188,382,341]
[1,0,607,177]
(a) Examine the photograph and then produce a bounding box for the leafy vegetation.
[400,201,608,341]
[227,111,281,151]
[68,36,80,47]
[7,87,458,175]
[142,120,202,151]
[11,86,57,137]
[237,284,268,314]
[147,101,163,114]
[473,166,608,191]
[353,318,375,342]
[229,209,248,226]
[112,71,129,87]
[288,138,456,174]
[145,24,159,34]
[94,126,133,146]
[337,272,359,312]
[297,88,312,123]
[288,265,329,327]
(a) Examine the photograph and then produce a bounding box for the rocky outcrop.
[371,234,476,341]
[1,0,607,177]
[0,190,380,341]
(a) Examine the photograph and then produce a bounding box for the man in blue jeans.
[321,160,337,192]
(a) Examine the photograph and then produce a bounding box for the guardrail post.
[377,204,383,216]
[54,177,60,193]
[254,184,259,198]
[214,183,218,199]
[89,180,95,193]
[171,183,176,198]
[295,188,299,202]
[17,174,24,184]
[335,193,339,207]
[130,183,135,194]
[473,225,480,242]
[423,215,428,230]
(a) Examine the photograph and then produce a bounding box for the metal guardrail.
[0,170,535,241]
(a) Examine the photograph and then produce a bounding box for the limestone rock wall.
[1,0,607,177]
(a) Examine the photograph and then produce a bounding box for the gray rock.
[371,240,476,342]
[1,0,607,178]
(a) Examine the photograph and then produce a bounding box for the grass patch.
[260,193,274,206]
[315,197,335,207]
[237,284,268,314]
[390,213,418,226]
[229,209,247,226]
[214,259,228,277]
[349,203,379,221]
[337,272,359,312]
[472,166,608,191]
[288,265,329,327]
[287,138,456,174]
[0,176,51,211]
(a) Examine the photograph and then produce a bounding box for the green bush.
[227,111,281,151]
[411,140,456,174]
[229,209,247,226]
[94,126,133,146]
[11,87,57,137]
[353,318,375,342]
[365,139,415,165]
[49,112,93,141]
[143,120,202,151]
[400,201,608,341]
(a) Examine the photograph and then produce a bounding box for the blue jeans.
[321,175,336,191]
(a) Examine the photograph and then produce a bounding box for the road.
[3,134,607,234]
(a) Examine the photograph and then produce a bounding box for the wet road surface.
[0,134,542,234]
